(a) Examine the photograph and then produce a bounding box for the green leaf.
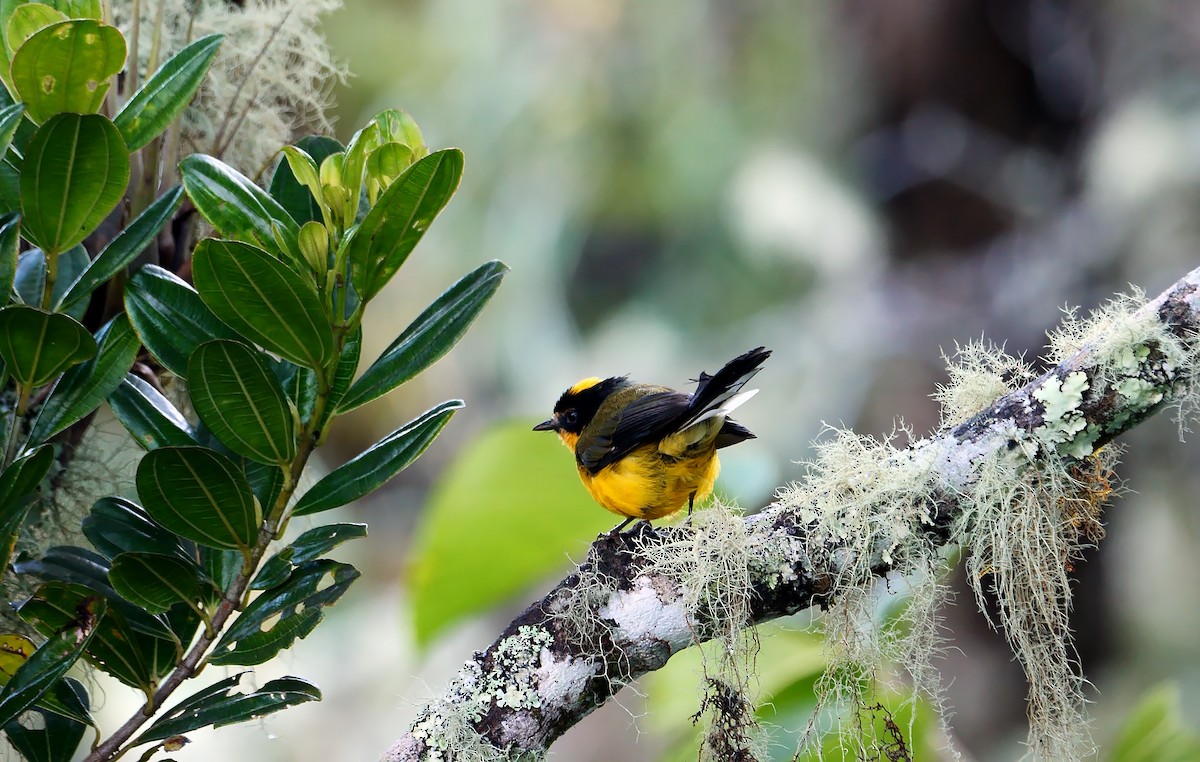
[0,160,17,214]
[15,580,171,690]
[108,552,203,615]
[269,135,342,226]
[293,399,462,517]
[5,705,87,762]
[28,314,138,442]
[14,245,88,314]
[136,673,320,744]
[19,113,129,253]
[124,264,241,377]
[0,444,51,533]
[0,305,94,386]
[179,153,300,261]
[58,185,184,312]
[136,446,260,551]
[410,421,614,645]
[81,496,191,563]
[192,239,333,369]
[339,261,507,413]
[107,372,196,450]
[347,148,463,303]
[53,0,102,18]
[10,19,124,123]
[365,141,413,187]
[252,523,366,590]
[187,340,296,465]
[1111,683,1200,762]
[0,101,25,158]
[5,4,67,59]
[0,595,102,727]
[114,33,222,151]
[211,559,358,666]
[0,211,19,299]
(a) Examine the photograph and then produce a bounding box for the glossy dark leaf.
[192,239,333,369]
[0,446,53,534]
[211,560,358,666]
[0,161,17,215]
[108,552,203,615]
[0,101,25,159]
[124,264,241,377]
[252,523,366,590]
[10,20,124,123]
[188,340,296,464]
[16,581,169,690]
[200,546,241,596]
[270,135,343,226]
[28,314,138,442]
[0,595,103,727]
[58,186,185,312]
[339,261,506,413]
[347,148,463,302]
[81,496,191,563]
[13,246,88,314]
[0,211,18,299]
[19,113,129,253]
[107,373,197,450]
[179,153,300,261]
[114,34,222,151]
[0,305,95,387]
[4,705,87,762]
[136,446,260,551]
[293,399,462,516]
[136,672,320,743]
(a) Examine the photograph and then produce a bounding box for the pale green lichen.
[481,626,553,711]
[933,339,1034,428]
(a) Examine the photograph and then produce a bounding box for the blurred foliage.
[1110,683,1200,762]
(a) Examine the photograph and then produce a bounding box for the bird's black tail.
[683,346,772,429]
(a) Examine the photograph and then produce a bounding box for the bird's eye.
[564,409,579,426]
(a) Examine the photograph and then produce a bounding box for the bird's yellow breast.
[576,444,720,520]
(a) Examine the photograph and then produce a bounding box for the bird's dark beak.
[532,417,556,432]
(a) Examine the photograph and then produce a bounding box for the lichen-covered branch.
[384,267,1200,761]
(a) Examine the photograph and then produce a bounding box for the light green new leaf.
[124,264,240,377]
[136,446,261,551]
[179,153,300,261]
[136,673,320,744]
[292,399,462,517]
[28,313,137,442]
[1111,683,1200,762]
[58,185,184,312]
[188,340,296,464]
[11,20,125,123]
[0,305,94,387]
[115,34,222,151]
[19,113,129,254]
[5,4,67,59]
[409,421,613,645]
[339,260,507,413]
[192,239,333,370]
[107,373,196,450]
[347,148,463,303]
[269,135,342,227]
[108,552,202,615]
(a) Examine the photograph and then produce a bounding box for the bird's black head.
[533,375,629,434]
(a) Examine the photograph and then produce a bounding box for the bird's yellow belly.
[578,444,720,520]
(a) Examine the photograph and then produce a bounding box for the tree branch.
[384,267,1200,760]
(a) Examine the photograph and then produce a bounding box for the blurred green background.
[108,1,1200,760]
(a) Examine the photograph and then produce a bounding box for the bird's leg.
[608,516,636,536]
[687,492,696,517]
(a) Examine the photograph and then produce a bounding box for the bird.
[533,347,771,533]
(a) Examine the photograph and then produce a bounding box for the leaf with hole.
[180,153,300,262]
[0,305,95,387]
[107,373,196,450]
[59,185,184,312]
[19,113,129,253]
[293,399,462,516]
[188,340,296,464]
[192,239,333,369]
[211,559,359,666]
[0,594,102,728]
[347,148,463,303]
[108,552,205,615]
[115,33,222,151]
[136,672,320,743]
[28,314,138,443]
[252,523,367,590]
[11,20,124,123]
[340,261,506,413]
[136,446,260,551]
[4,704,87,762]
[124,264,241,377]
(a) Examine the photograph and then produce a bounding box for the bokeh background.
[115,1,1200,760]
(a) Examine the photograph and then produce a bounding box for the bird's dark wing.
[577,391,691,473]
